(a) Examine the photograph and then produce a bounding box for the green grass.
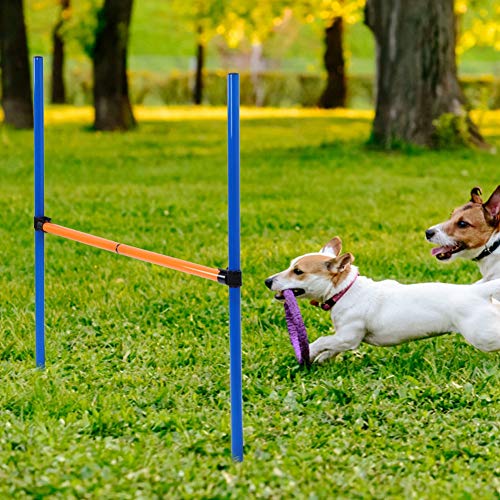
[1,108,499,497]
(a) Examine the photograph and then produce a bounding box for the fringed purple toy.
[282,289,310,366]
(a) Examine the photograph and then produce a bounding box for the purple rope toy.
[282,289,310,366]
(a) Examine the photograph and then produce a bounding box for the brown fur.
[470,186,483,204]
[323,237,342,257]
[292,253,354,287]
[441,203,497,250]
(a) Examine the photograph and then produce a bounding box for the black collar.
[472,236,500,262]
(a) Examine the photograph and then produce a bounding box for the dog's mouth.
[431,242,465,261]
[274,288,305,300]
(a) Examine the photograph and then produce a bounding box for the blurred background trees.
[0,0,33,128]
[1,0,498,145]
[365,0,486,148]
[294,1,365,108]
[51,0,69,104]
[170,0,228,105]
[92,0,135,130]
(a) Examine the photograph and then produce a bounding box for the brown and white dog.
[265,237,500,363]
[425,185,500,282]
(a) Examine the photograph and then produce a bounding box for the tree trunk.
[0,0,33,128]
[319,17,347,109]
[250,42,264,106]
[364,0,486,149]
[193,26,204,105]
[93,0,136,131]
[51,0,70,104]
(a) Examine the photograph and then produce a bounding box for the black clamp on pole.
[218,268,242,288]
[34,216,52,231]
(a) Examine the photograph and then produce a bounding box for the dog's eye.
[293,268,304,275]
[457,220,470,229]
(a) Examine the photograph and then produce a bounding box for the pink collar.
[311,271,359,311]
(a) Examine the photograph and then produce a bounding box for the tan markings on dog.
[330,266,351,287]
[292,254,352,287]
[442,202,499,250]
[470,186,483,204]
[329,253,354,287]
[292,255,331,277]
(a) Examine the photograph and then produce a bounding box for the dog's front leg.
[309,324,365,364]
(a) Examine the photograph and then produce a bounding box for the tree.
[172,0,228,105]
[319,15,346,108]
[293,0,364,109]
[364,0,486,149]
[221,0,293,105]
[0,0,33,128]
[194,25,205,105]
[51,0,70,104]
[92,0,135,130]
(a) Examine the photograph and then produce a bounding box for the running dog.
[425,185,500,282]
[265,237,500,363]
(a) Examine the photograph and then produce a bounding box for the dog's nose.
[425,228,436,240]
[265,277,273,289]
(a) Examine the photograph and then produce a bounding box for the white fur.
[267,250,500,364]
[475,232,500,283]
[426,223,458,248]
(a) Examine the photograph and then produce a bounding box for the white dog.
[265,237,500,363]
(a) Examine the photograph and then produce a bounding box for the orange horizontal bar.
[43,223,119,252]
[42,222,221,282]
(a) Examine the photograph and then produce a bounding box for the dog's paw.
[313,350,338,364]
[310,336,341,364]
[308,341,322,361]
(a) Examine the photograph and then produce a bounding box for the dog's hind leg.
[456,310,500,352]
[476,278,500,301]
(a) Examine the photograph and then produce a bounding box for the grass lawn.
[1,107,499,497]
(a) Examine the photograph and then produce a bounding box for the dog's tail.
[475,278,500,300]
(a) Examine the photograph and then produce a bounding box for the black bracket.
[34,216,52,231]
[218,268,242,288]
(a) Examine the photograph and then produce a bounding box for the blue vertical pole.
[227,73,243,462]
[34,56,45,368]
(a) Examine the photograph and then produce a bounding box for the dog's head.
[425,185,500,262]
[264,237,355,302]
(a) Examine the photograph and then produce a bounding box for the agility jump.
[33,56,244,461]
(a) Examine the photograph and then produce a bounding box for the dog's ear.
[326,252,354,273]
[320,237,342,257]
[483,185,500,225]
[470,186,483,204]
[337,253,354,272]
